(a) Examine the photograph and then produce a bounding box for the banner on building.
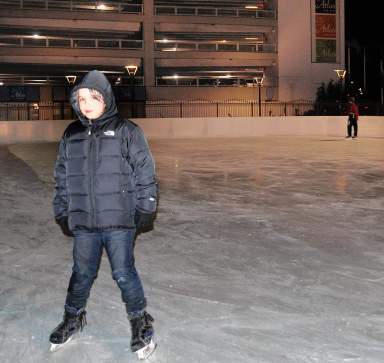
[311,0,340,63]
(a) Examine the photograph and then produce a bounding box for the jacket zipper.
[88,122,96,228]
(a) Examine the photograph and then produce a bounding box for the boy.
[50,70,157,360]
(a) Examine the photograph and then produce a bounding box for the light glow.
[254,74,264,85]
[334,69,346,80]
[65,75,77,84]
[125,65,138,76]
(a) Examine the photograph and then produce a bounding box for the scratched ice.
[1,137,384,363]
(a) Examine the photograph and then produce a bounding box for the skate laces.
[130,312,153,334]
[64,310,87,332]
[79,311,87,331]
[141,313,154,339]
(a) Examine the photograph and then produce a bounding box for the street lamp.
[65,75,77,119]
[65,75,77,85]
[334,69,346,113]
[125,65,138,117]
[254,74,264,117]
[125,65,138,77]
[334,69,346,80]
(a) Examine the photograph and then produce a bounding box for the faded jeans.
[64,229,146,315]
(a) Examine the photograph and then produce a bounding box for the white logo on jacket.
[104,130,115,136]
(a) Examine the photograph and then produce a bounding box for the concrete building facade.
[0,0,344,103]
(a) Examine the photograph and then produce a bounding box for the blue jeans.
[65,229,146,315]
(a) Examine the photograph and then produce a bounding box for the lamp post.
[65,75,77,119]
[125,65,138,117]
[334,69,346,114]
[254,74,264,117]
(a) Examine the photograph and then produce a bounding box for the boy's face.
[78,88,106,120]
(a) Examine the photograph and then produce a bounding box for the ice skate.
[130,312,156,360]
[49,310,87,352]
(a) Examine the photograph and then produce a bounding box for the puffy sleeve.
[53,135,69,219]
[129,126,158,213]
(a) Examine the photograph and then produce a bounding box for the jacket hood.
[70,70,118,127]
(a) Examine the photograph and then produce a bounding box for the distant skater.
[345,97,359,139]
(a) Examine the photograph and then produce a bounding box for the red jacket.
[346,102,359,120]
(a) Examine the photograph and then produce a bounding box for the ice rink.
[1,136,384,363]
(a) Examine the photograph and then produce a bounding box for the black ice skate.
[49,310,87,352]
[130,312,156,360]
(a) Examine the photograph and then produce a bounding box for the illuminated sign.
[312,0,339,63]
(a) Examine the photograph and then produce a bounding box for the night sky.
[345,1,383,102]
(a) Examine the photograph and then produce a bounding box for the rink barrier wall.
[0,116,383,144]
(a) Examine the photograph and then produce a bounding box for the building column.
[39,85,53,120]
[143,0,155,88]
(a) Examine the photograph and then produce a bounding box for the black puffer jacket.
[53,70,157,231]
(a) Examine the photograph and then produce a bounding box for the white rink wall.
[0,116,383,144]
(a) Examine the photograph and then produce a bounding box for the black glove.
[134,210,155,231]
[56,216,74,237]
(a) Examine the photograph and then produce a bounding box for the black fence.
[0,102,146,120]
[0,101,383,121]
[310,102,384,116]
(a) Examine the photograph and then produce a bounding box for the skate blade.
[50,336,73,352]
[136,339,156,360]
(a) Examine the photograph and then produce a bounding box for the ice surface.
[1,137,384,363]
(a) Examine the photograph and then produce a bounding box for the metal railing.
[146,101,384,118]
[145,100,314,118]
[313,102,384,117]
[155,5,276,19]
[155,40,276,53]
[0,0,143,13]
[0,101,312,120]
[0,102,71,121]
[0,102,145,120]
[155,77,274,87]
[0,35,143,50]
[2,101,383,121]
[0,75,145,86]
